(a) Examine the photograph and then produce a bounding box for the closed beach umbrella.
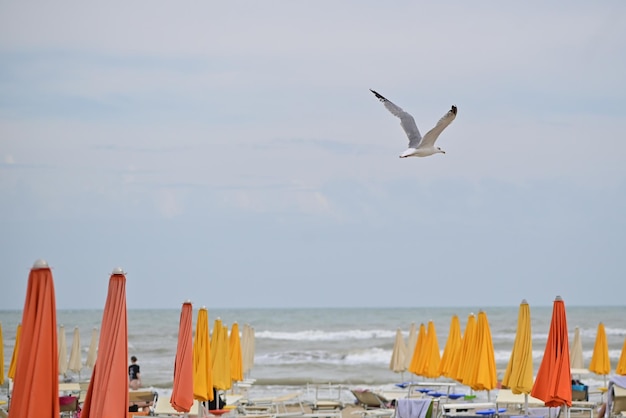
[408,323,427,376]
[81,268,129,417]
[503,300,534,414]
[404,323,418,371]
[10,260,60,417]
[229,322,244,383]
[390,328,408,375]
[171,301,194,413]
[421,320,441,378]
[466,310,497,392]
[8,323,21,380]
[212,320,231,390]
[241,324,255,378]
[85,327,98,369]
[454,313,476,384]
[589,322,611,386]
[0,322,4,386]
[570,327,585,371]
[616,337,626,375]
[58,324,68,376]
[531,296,572,408]
[68,326,82,379]
[440,315,462,378]
[193,307,213,403]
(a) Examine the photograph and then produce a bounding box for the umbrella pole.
[524,394,528,416]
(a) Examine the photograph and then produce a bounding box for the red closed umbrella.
[81,268,129,417]
[10,260,59,418]
[170,301,194,412]
[531,296,572,408]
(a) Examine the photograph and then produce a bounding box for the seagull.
[370,89,457,158]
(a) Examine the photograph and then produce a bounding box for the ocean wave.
[255,329,398,341]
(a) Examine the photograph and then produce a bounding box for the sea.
[1,306,625,402]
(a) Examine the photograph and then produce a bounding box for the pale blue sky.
[1,2,625,310]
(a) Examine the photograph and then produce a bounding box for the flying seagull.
[370,89,457,158]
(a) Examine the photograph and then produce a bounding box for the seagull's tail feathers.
[400,148,418,158]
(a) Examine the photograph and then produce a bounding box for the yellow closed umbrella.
[454,313,476,384]
[466,310,497,392]
[212,319,231,390]
[502,300,534,413]
[193,307,213,403]
[421,320,441,378]
[616,337,626,375]
[589,322,610,387]
[0,322,4,386]
[439,315,461,378]
[408,323,427,376]
[229,323,243,383]
[8,323,21,379]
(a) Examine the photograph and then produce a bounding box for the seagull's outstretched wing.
[418,105,457,149]
[370,89,422,148]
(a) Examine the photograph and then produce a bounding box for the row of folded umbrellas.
[389,299,626,401]
[2,260,255,417]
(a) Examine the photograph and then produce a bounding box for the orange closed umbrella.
[616,337,626,375]
[10,260,59,417]
[171,301,194,412]
[503,300,533,395]
[439,315,461,378]
[589,322,611,386]
[421,320,441,378]
[229,323,244,383]
[8,323,21,380]
[193,307,213,403]
[81,268,129,417]
[531,296,572,408]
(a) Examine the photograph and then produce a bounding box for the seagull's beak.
[442,150,446,154]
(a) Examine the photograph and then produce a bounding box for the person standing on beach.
[129,355,142,390]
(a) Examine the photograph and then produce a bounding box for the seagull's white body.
[370,89,457,158]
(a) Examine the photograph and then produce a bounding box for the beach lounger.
[439,402,496,418]
[153,395,200,416]
[351,390,393,410]
[310,384,346,411]
[129,390,158,415]
[495,389,545,412]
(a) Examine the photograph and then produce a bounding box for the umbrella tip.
[555,295,563,301]
[32,259,49,269]
[112,267,126,275]
[521,299,528,304]
[184,299,192,304]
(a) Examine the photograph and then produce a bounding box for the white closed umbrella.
[85,327,98,369]
[68,327,82,380]
[58,324,68,376]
